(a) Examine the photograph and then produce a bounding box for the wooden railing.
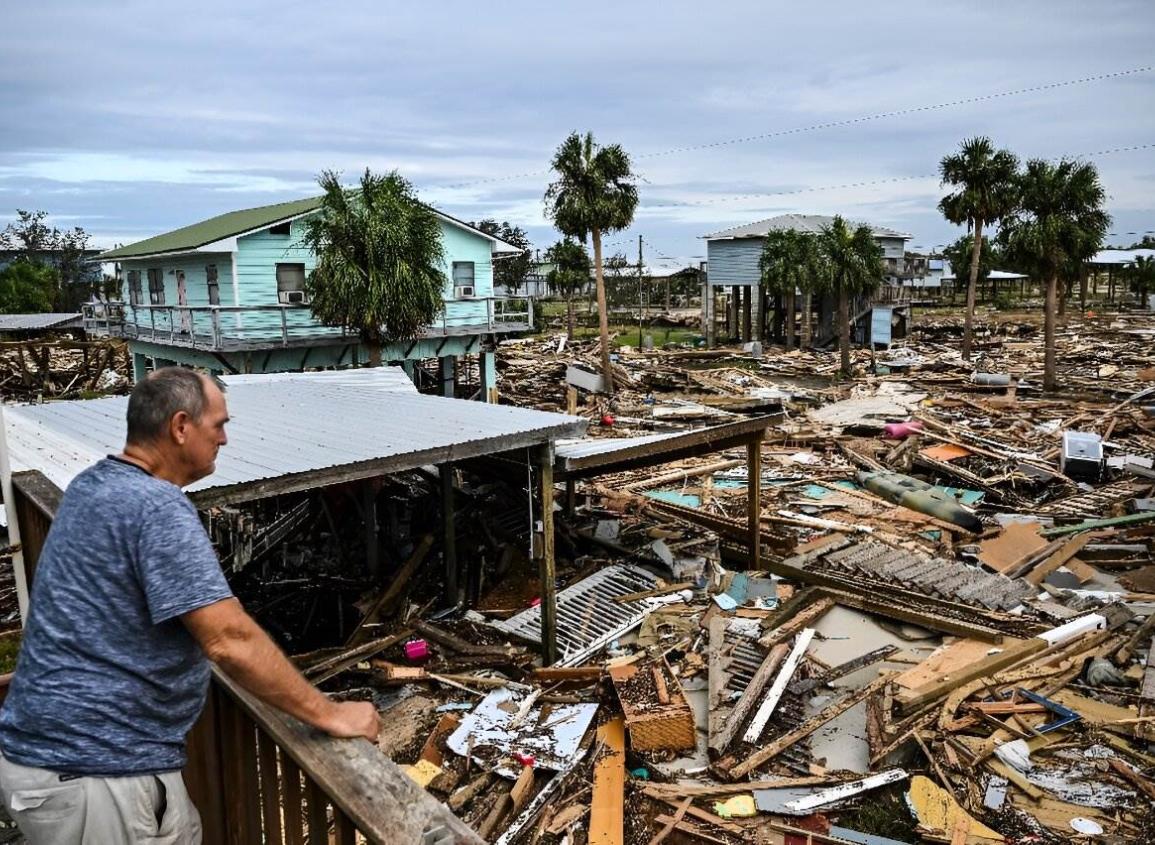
[8,469,481,845]
[82,298,534,352]
[186,669,479,844]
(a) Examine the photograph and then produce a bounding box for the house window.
[276,263,308,304]
[452,262,476,297]
[147,268,165,305]
[206,264,220,305]
[127,270,142,306]
[269,221,291,237]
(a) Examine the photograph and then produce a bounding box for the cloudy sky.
[2,0,1153,266]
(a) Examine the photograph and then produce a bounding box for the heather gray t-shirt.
[0,457,233,776]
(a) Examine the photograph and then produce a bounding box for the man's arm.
[182,598,379,741]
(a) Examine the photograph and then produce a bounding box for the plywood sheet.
[978,522,1047,574]
[907,775,1002,843]
[894,638,1024,692]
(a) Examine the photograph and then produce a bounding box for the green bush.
[0,261,58,313]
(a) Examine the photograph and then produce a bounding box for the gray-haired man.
[0,368,378,844]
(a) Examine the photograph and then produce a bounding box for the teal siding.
[707,239,762,287]
[121,253,234,337]
[234,217,332,340]
[233,214,495,335]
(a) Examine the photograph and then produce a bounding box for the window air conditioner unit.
[280,290,308,304]
[455,285,476,299]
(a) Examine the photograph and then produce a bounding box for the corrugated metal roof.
[100,197,323,259]
[0,313,82,332]
[554,431,686,461]
[101,197,528,260]
[704,214,911,241]
[3,367,586,506]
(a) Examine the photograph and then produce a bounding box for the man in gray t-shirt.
[0,368,379,844]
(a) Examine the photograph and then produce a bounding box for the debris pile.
[260,311,1155,842]
[0,338,130,400]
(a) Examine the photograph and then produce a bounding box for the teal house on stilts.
[85,197,532,398]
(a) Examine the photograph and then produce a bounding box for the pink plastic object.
[403,639,430,662]
[882,421,924,440]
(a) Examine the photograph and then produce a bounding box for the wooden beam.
[346,536,433,646]
[896,638,1048,714]
[708,642,789,757]
[440,463,458,605]
[589,718,625,845]
[538,444,558,666]
[722,674,892,780]
[747,435,762,570]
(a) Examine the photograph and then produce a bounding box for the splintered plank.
[722,674,892,780]
[977,521,1047,574]
[589,718,626,845]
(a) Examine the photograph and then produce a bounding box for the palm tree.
[757,227,813,350]
[938,137,1020,361]
[544,238,591,340]
[545,132,639,393]
[1000,159,1110,391]
[301,169,446,366]
[798,233,825,349]
[1129,255,1155,306]
[759,230,794,349]
[819,216,884,377]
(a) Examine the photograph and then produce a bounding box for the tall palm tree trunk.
[785,287,796,350]
[1044,273,1058,392]
[368,341,382,367]
[591,227,615,393]
[801,290,812,349]
[963,221,983,361]
[838,283,851,377]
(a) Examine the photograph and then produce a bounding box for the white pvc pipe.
[1038,613,1106,647]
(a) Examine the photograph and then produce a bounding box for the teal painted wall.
[129,334,484,376]
[232,214,496,335]
[121,253,234,337]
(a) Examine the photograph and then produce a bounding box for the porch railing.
[82,298,534,352]
[7,469,481,845]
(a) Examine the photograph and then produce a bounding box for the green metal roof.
[101,196,323,260]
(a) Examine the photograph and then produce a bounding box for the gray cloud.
[2,0,1153,256]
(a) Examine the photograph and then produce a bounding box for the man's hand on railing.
[183,597,382,742]
[318,700,380,742]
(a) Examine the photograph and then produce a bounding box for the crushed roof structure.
[703,213,911,241]
[2,367,586,507]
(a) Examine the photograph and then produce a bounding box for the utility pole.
[637,235,644,348]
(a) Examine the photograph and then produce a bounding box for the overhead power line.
[638,141,1155,210]
[441,65,1153,190]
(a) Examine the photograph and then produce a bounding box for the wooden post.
[537,445,558,665]
[440,464,458,605]
[565,478,577,517]
[363,481,379,580]
[742,286,752,342]
[747,435,762,571]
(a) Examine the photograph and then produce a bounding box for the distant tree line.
[937,136,1111,391]
[0,209,108,313]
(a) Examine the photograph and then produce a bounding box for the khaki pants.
[0,750,201,844]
